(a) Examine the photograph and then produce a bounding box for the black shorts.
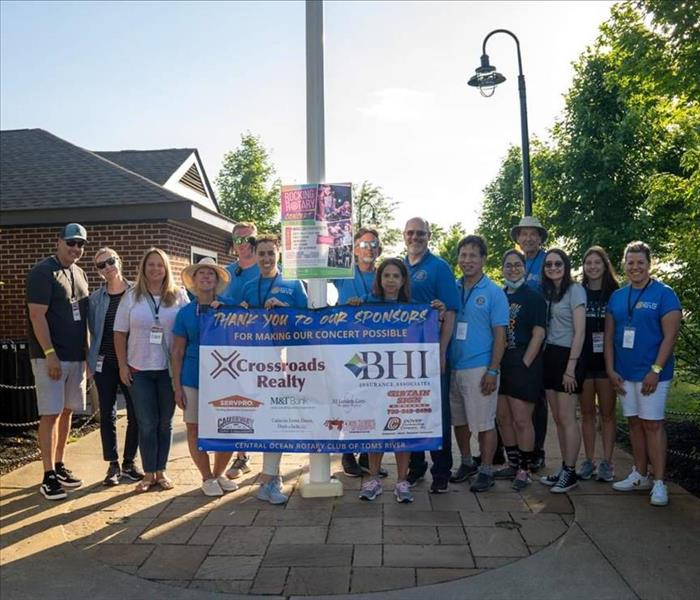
[499,347,542,403]
[543,344,585,394]
[584,350,606,380]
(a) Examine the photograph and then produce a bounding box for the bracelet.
[44,348,56,357]
[486,368,499,376]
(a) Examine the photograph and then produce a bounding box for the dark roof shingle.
[95,148,194,185]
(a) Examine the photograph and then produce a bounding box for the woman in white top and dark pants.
[114,248,189,492]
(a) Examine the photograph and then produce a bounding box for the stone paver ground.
[2,413,696,598]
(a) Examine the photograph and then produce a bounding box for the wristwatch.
[651,364,663,374]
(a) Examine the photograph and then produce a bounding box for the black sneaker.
[493,466,517,480]
[530,452,546,473]
[406,462,428,486]
[40,474,67,500]
[469,471,495,493]
[430,478,449,494]
[55,463,82,488]
[551,468,578,494]
[103,463,121,486]
[121,462,145,481]
[341,454,363,477]
[358,453,388,478]
[450,462,478,483]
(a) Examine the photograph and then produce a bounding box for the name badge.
[592,332,604,354]
[150,326,164,345]
[456,322,468,341]
[71,300,81,321]
[623,326,636,349]
[95,355,104,373]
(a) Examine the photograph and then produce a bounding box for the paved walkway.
[1,413,699,599]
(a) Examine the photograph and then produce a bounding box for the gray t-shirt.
[546,283,586,348]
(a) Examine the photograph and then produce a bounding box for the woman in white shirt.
[114,248,189,492]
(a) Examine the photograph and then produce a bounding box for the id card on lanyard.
[457,275,484,341]
[623,280,651,350]
[147,292,164,345]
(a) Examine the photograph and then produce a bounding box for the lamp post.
[468,29,533,217]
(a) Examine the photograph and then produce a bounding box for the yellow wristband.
[44,348,56,357]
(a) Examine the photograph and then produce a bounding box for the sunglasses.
[233,236,256,245]
[65,240,85,248]
[404,230,428,238]
[544,261,564,269]
[357,240,379,249]
[96,256,117,270]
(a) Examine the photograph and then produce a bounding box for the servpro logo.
[209,395,263,409]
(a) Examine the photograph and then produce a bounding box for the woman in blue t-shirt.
[358,258,416,504]
[605,241,682,507]
[577,246,619,483]
[172,258,238,497]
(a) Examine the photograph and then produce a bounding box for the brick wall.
[0,221,233,339]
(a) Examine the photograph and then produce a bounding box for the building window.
[191,246,217,264]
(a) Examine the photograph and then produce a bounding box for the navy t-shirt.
[504,285,546,350]
[607,280,681,381]
[583,287,612,373]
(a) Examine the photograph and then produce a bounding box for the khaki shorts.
[31,359,86,416]
[449,366,498,432]
[183,386,199,424]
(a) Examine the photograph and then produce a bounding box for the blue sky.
[1,1,614,234]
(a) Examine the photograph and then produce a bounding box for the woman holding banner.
[241,235,308,505]
[114,248,189,492]
[358,257,416,503]
[172,258,238,496]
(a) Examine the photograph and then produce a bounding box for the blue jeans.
[130,370,175,472]
[95,359,138,463]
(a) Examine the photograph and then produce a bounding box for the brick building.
[0,128,236,340]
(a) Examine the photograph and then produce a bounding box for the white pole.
[300,0,343,498]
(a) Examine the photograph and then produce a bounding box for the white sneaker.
[202,478,224,497]
[217,476,239,492]
[612,467,652,492]
[650,480,669,506]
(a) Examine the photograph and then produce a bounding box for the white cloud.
[357,88,434,122]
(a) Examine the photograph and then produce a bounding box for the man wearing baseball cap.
[510,215,549,471]
[26,223,90,500]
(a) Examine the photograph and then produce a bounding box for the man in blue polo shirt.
[403,217,460,493]
[221,221,259,479]
[449,235,508,492]
[333,227,388,478]
[510,215,549,471]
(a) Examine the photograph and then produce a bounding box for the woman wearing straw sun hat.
[171,257,239,497]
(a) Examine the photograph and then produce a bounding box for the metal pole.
[301,0,342,498]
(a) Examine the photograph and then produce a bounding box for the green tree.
[352,181,402,249]
[436,222,466,277]
[216,133,281,233]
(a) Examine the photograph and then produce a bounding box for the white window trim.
[191,246,218,263]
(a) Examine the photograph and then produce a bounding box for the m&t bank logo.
[344,351,429,380]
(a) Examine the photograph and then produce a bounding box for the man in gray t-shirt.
[26,223,89,500]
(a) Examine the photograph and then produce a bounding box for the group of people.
[27,215,681,508]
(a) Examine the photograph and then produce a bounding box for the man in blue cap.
[26,223,90,500]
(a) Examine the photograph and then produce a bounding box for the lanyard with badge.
[590,289,606,354]
[56,257,81,322]
[456,274,484,340]
[258,274,280,307]
[146,291,164,344]
[623,280,651,349]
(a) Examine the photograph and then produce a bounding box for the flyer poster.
[280,183,353,279]
[197,304,443,453]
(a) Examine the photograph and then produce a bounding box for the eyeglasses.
[65,240,85,248]
[503,263,524,270]
[404,230,428,238]
[357,240,379,249]
[96,256,117,270]
[544,261,564,269]
[233,236,256,246]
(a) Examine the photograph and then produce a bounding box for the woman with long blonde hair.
[114,248,189,492]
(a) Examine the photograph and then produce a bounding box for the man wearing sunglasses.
[221,222,259,479]
[333,227,389,478]
[402,217,460,493]
[510,215,550,472]
[26,223,90,500]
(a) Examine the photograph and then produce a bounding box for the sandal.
[157,475,174,490]
[135,479,154,493]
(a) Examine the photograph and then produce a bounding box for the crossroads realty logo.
[208,350,325,391]
[217,416,254,434]
[344,351,430,380]
[209,395,263,409]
